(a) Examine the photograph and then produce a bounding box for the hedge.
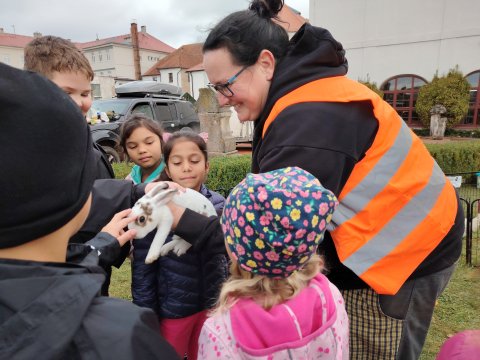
[112,142,480,191]
[112,154,252,197]
[413,128,480,139]
[424,140,480,181]
[205,155,252,197]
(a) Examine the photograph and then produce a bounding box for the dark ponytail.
[203,0,289,66]
[249,0,284,19]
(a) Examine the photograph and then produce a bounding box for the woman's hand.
[101,208,137,246]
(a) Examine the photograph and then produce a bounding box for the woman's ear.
[257,49,276,81]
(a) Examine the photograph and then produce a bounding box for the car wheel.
[102,146,120,164]
[189,123,200,133]
[179,126,193,133]
[181,124,200,133]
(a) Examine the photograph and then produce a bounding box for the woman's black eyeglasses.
[207,66,249,97]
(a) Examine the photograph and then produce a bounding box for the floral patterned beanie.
[221,167,338,278]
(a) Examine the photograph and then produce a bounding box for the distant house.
[0,29,41,68]
[0,24,175,99]
[79,24,175,83]
[143,43,203,96]
[185,63,210,100]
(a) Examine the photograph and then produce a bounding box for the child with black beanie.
[0,63,178,360]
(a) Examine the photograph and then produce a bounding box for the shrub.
[444,128,480,138]
[425,140,480,182]
[113,143,480,192]
[112,154,252,197]
[413,128,480,139]
[358,78,384,98]
[206,155,252,197]
[416,68,470,128]
[412,128,431,137]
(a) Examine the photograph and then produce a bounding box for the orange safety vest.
[262,76,457,295]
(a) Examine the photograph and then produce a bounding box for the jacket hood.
[229,274,337,353]
[0,258,104,358]
[253,23,348,155]
[266,23,348,115]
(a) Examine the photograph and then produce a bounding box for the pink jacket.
[197,273,349,359]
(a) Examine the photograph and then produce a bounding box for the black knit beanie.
[0,63,96,248]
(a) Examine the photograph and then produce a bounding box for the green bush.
[412,128,431,137]
[425,140,480,181]
[358,79,384,98]
[416,68,470,128]
[113,143,480,191]
[206,155,252,196]
[112,155,252,196]
[444,128,480,138]
[414,128,480,139]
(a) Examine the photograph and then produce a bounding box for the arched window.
[381,75,427,126]
[463,71,480,127]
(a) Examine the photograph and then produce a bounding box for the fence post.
[468,199,480,266]
[466,199,472,266]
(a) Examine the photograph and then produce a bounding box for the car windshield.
[92,99,131,120]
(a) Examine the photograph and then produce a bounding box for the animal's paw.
[159,239,191,256]
[145,254,159,264]
[172,240,192,256]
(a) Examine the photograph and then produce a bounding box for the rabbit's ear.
[151,187,178,207]
[147,182,170,198]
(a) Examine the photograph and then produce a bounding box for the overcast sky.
[1,0,309,48]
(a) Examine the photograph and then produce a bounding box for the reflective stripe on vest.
[261,76,457,294]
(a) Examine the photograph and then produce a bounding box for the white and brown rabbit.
[128,182,217,264]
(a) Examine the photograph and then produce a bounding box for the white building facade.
[309,0,480,128]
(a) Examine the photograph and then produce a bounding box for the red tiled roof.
[0,30,175,55]
[79,32,175,53]
[143,43,203,76]
[186,62,204,72]
[274,5,307,32]
[0,32,35,48]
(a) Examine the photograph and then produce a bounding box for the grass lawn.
[419,260,480,359]
[110,251,479,359]
[110,258,133,301]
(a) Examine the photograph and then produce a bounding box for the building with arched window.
[309,0,480,128]
[381,75,428,126]
[465,71,480,127]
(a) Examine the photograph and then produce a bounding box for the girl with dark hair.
[156,131,226,359]
[119,114,166,184]
[201,1,464,359]
[124,127,227,360]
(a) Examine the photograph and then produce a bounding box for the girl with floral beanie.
[197,167,349,360]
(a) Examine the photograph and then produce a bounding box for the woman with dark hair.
[200,1,464,359]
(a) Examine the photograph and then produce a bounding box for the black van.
[89,81,200,162]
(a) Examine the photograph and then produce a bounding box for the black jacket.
[69,179,146,295]
[92,142,115,180]
[0,243,179,360]
[251,23,464,290]
[132,185,228,318]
